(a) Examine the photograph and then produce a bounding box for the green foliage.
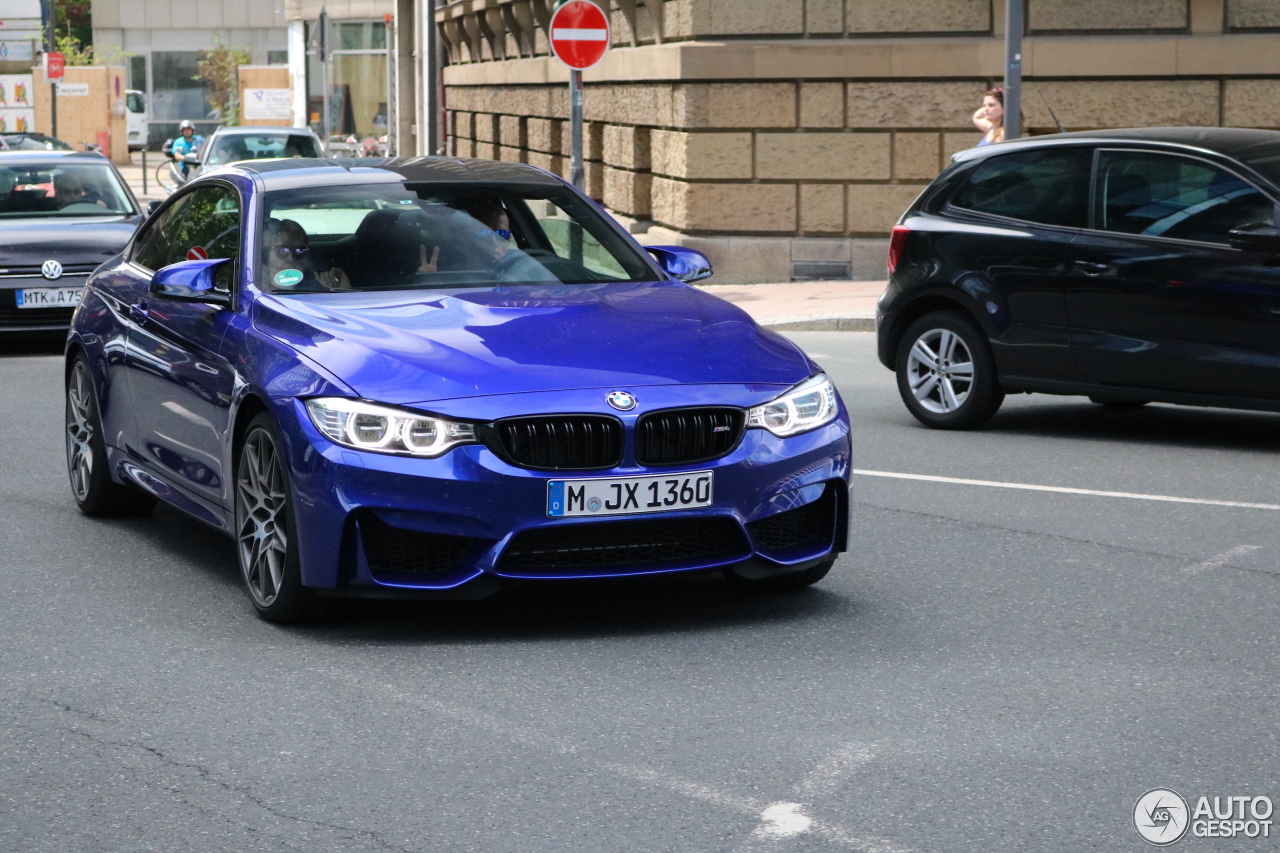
[51,32,131,66]
[195,40,252,126]
[195,39,252,126]
[54,0,92,49]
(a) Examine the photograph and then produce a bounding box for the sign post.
[44,51,63,140]
[1003,0,1023,140]
[549,0,609,192]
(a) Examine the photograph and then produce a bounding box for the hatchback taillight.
[887,225,910,276]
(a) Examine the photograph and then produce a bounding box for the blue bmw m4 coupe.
[65,157,851,621]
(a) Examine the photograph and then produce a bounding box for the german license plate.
[16,287,82,309]
[547,471,713,518]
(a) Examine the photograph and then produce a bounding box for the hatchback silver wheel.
[66,360,95,501]
[905,328,975,415]
[237,428,289,608]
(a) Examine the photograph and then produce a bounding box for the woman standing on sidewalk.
[972,88,1005,146]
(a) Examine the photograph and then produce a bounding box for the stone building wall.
[439,0,1280,282]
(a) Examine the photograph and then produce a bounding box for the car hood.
[253,281,814,405]
[0,215,140,267]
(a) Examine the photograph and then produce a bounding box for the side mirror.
[147,199,162,216]
[183,153,199,164]
[644,245,713,283]
[150,258,231,306]
[1229,224,1280,254]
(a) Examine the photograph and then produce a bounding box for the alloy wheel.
[905,328,976,414]
[237,429,289,608]
[65,360,96,502]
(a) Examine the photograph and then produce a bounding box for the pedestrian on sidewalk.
[971,88,1005,147]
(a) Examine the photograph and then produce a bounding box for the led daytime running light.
[745,374,839,437]
[305,398,476,457]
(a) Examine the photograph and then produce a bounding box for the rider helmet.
[179,119,195,132]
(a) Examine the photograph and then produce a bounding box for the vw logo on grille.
[41,260,63,280]
[606,390,636,411]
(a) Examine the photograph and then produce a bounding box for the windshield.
[126,91,145,113]
[3,135,72,151]
[258,183,659,293]
[206,133,322,166]
[0,162,134,217]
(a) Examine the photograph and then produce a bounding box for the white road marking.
[735,743,892,853]
[796,743,877,798]
[1183,545,1263,575]
[752,803,812,838]
[365,682,910,853]
[854,469,1280,511]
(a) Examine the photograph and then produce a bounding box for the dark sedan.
[0,151,142,333]
[877,127,1280,428]
[0,133,72,151]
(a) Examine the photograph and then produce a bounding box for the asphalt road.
[2,330,1277,853]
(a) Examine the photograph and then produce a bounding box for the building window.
[306,20,388,141]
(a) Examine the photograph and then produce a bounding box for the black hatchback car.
[877,127,1280,428]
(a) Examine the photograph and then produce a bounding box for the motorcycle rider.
[171,119,203,178]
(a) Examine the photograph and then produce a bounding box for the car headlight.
[304,397,476,457]
[745,374,839,437]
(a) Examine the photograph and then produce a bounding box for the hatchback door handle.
[128,302,149,324]
[1073,260,1110,276]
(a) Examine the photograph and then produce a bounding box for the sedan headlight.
[746,374,839,437]
[305,397,476,457]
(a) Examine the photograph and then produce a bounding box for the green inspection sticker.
[274,268,304,287]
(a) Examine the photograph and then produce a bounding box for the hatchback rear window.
[950,147,1092,228]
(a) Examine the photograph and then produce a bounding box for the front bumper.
[278,392,852,595]
[0,276,88,332]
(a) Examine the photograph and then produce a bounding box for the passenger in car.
[350,208,449,287]
[263,218,352,291]
[457,197,514,264]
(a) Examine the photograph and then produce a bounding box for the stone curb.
[762,316,876,332]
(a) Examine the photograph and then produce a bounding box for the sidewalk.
[116,152,883,330]
[697,280,882,331]
[117,150,169,204]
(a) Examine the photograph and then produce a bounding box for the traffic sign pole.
[44,52,64,141]
[569,69,583,190]
[548,0,609,194]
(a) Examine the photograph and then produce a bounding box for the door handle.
[1073,260,1110,276]
[128,301,149,324]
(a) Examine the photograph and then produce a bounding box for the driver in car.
[263,218,352,291]
[54,170,105,209]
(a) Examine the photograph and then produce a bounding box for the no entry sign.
[550,0,610,70]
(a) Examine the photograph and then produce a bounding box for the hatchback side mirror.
[183,153,199,164]
[150,258,231,306]
[644,245,713,283]
[147,199,163,215]
[1229,223,1280,254]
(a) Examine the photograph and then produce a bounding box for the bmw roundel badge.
[41,260,63,280]
[606,390,636,411]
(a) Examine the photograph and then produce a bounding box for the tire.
[725,558,835,593]
[235,412,325,623]
[155,161,180,193]
[1089,396,1149,410]
[895,311,1005,429]
[65,356,157,517]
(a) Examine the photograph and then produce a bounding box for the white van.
[125,90,148,150]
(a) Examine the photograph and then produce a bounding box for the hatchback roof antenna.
[1036,88,1065,133]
